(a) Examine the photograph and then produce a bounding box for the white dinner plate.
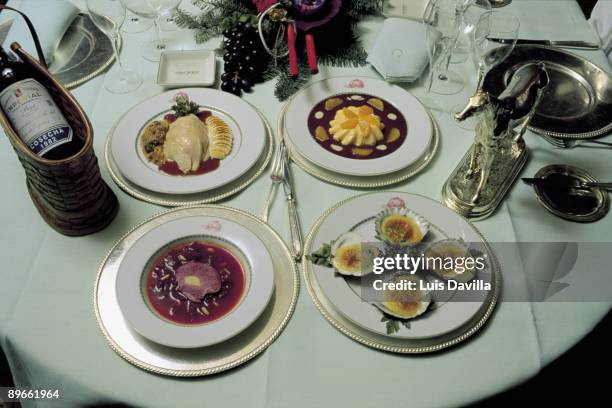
[284,77,433,176]
[308,192,493,340]
[116,215,275,348]
[111,88,266,194]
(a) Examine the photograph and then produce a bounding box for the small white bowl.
[157,49,216,87]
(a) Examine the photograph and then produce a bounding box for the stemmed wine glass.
[121,0,182,62]
[424,0,465,95]
[86,0,142,94]
[471,10,519,90]
[450,0,491,64]
[121,10,154,33]
[452,10,519,129]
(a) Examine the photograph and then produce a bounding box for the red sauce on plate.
[144,241,246,326]
[307,93,408,160]
[158,158,220,176]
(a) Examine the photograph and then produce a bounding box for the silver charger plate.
[49,13,117,89]
[484,45,612,139]
[303,192,501,353]
[93,205,299,377]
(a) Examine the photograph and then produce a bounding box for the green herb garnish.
[306,242,333,267]
[171,92,200,117]
[381,314,411,334]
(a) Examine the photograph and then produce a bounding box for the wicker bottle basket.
[0,25,119,236]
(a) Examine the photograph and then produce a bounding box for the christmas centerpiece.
[175,0,383,100]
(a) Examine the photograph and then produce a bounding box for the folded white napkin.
[3,0,80,65]
[367,18,429,82]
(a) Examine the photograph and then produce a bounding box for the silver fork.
[541,135,612,149]
[260,141,284,222]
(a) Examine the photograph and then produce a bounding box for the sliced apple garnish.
[367,98,385,111]
[325,97,343,111]
[352,147,374,157]
[315,126,330,142]
[387,128,401,143]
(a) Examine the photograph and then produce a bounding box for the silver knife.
[280,143,304,260]
[489,38,600,50]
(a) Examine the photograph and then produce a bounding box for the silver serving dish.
[484,45,612,139]
[530,164,610,223]
[49,13,117,89]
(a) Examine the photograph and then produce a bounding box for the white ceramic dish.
[284,77,433,176]
[307,192,492,340]
[110,88,266,195]
[115,215,275,349]
[157,50,216,87]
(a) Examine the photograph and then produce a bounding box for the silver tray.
[49,13,118,89]
[483,45,612,139]
[93,205,299,377]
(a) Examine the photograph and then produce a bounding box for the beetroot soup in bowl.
[116,215,274,348]
[143,238,247,326]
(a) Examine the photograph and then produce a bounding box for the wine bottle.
[0,45,82,160]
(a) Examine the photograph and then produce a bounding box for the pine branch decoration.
[273,62,313,101]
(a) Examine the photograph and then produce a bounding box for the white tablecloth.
[0,1,610,407]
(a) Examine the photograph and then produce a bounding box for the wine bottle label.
[0,78,73,156]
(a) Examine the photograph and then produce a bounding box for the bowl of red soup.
[116,215,274,348]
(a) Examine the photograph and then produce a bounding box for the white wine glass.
[472,10,519,89]
[424,0,465,95]
[160,8,180,31]
[121,0,182,62]
[450,0,491,64]
[87,0,142,93]
[121,10,154,33]
[452,10,519,129]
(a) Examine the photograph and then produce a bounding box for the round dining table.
[0,0,610,407]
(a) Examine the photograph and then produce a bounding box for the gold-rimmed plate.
[104,106,273,207]
[303,192,500,353]
[284,77,433,176]
[115,215,275,349]
[279,102,439,189]
[110,88,266,195]
[94,205,299,376]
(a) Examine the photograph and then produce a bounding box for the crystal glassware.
[121,0,182,62]
[121,10,154,33]
[424,0,465,95]
[450,0,492,64]
[86,0,142,93]
[471,10,520,89]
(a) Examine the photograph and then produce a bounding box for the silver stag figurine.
[454,63,549,204]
